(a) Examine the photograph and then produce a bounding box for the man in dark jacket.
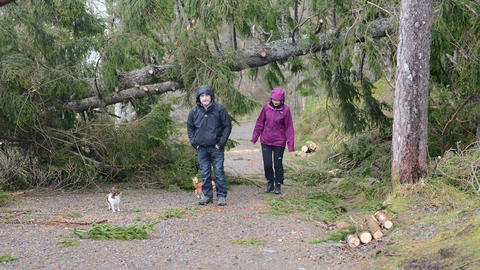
[187,85,232,206]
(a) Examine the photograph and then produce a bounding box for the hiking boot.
[217,197,227,206]
[274,183,281,195]
[264,181,274,193]
[198,196,213,205]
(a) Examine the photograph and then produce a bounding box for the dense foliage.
[0,0,479,189]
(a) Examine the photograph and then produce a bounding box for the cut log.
[305,141,317,152]
[346,234,360,248]
[382,219,393,229]
[375,211,393,229]
[374,211,386,222]
[301,145,309,153]
[366,215,383,240]
[358,231,372,244]
[301,141,317,153]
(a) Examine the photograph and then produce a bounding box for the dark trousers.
[197,146,227,199]
[261,144,285,185]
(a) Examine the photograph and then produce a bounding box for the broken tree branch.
[66,17,395,113]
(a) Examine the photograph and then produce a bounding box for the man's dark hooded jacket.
[187,85,232,149]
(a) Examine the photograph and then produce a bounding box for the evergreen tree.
[1,0,480,188]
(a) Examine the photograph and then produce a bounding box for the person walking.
[251,88,295,195]
[187,85,232,206]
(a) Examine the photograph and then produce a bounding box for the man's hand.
[215,144,220,149]
[196,145,199,150]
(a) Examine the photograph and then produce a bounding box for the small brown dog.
[192,176,215,199]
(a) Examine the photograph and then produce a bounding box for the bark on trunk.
[116,65,169,90]
[392,0,434,185]
[232,17,394,71]
[66,81,179,113]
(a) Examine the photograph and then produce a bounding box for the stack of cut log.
[297,141,317,157]
[345,211,394,248]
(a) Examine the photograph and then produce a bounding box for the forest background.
[1,0,480,268]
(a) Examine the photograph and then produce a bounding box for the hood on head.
[270,88,285,103]
[196,85,215,103]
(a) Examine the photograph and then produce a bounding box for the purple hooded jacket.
[251,88,295,152]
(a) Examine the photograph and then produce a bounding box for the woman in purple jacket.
[251,88,295,194]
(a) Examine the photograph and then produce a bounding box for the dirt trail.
[0,122,376,270]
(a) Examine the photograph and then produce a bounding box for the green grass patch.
[0,254,17,262]
[184,206,198,211]
[285,154,332,186]
[158,207,188,219]
[379,179,480,269]
[130,208,142,212]
[385,179,475,214]
[158,206,198,219]
[263,192,345,222]
[382,211,480,269]
[229,238,264,245]
[74,221,159,240]
[56,238,79,248]
[308,225,357,243]
[0,189,11,206]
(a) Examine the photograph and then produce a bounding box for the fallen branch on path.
[1,218,108,226]
[242,178,263,188]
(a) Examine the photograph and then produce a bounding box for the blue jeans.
[197,146,227,199]
[261,144,285,184]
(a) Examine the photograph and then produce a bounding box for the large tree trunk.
[66,17,395,113]
[392,0,434,185]
[66,81,179,113]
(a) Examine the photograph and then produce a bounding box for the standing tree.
[392,0,434,185]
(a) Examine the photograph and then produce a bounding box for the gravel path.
[0,122,376,270]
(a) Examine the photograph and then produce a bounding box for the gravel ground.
[0,122,377,270]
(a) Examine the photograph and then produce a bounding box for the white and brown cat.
[107,187,121,212]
